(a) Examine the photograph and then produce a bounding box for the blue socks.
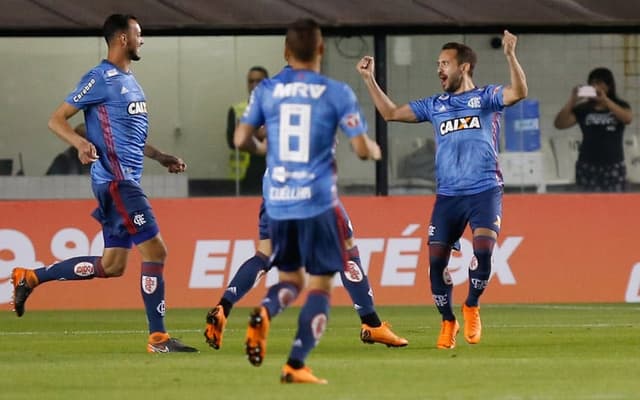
[340,246,376,316]
[466,236,496,307]
[220,253,269,316]
[429,244,454,321]
[288,290,330,366]
[141,262,166,334]
[261,281,300,319]
[34,256,105,283]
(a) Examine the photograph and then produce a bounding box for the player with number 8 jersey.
[244,68,371,219]
[235,18,381,384]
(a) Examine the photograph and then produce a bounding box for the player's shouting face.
[437,49,464,93]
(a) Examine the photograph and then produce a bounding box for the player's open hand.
[357,56,375,80]
[77,141,98,164]
[502,30,518,56]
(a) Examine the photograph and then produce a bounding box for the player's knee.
[307,275,332,293]
[102,260,127,277]
[256,239,272,257]
[146,243,168,263]
[343,237,355,250]
[156,245,168,262]
[429,243,451,267]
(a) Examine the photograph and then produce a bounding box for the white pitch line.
[0,322,637,337]
[0,328,202,336]
[487,304,640,311]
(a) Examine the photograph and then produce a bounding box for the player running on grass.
[203,199,409,351]
[10,14,196,353]
[357,30,528,349]
[233,18,382,383]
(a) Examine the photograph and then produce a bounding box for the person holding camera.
[554,67,632,192]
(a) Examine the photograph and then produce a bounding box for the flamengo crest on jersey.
[242,68,368,220]
[409,85,506,196]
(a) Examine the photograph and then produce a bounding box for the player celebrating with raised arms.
[235,18,381,384]
[10,14,196,353]
[357,31,527,349]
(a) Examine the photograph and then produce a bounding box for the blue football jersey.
[65,60,148,184]
[242,68,368,220]
[409,85,505,196]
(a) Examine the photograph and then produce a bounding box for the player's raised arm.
[356,56,417,122]
[48,102,98,164]
[501,30,528,106]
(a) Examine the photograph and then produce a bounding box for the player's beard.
[128,48,141,62]
[444,72,463,93]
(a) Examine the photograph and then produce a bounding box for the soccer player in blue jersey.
[206,62,406,349]
[10,14,196,353]
[204,199,408,350]
[234,19,381,384]
[357,30,528,349]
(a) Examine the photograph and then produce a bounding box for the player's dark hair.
[249,66,269,78]
[286,18,321,62]
[442,42,477,77]
[103,14,137,44]
[588,67,620,102]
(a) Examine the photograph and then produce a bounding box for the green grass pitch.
[1,304,639,399]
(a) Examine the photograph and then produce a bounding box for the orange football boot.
[462,304,482,344]
[10,267,39,317]
[280,364,328,384]
[360,321,408,347]
[204,305,227,349]
[436,319,460,349]
[245,306,270,366]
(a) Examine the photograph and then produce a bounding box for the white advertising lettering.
[625,262,640,302]
[0,228,103,304]
[0,224,530,306]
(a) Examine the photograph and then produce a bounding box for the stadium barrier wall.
[1,194,639,310]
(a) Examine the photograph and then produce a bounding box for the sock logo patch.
[471,278,489,290]
[278,287,296,308]
[442,268,453,285]
[73,262,94,277]
[311,313,327,340]
[469,256,479,271]
[344,261,363,282]
[156,300,166,316]
[142,275,158,294]
[433,294,449,307]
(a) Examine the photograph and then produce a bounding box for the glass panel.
[0,33,637,198]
